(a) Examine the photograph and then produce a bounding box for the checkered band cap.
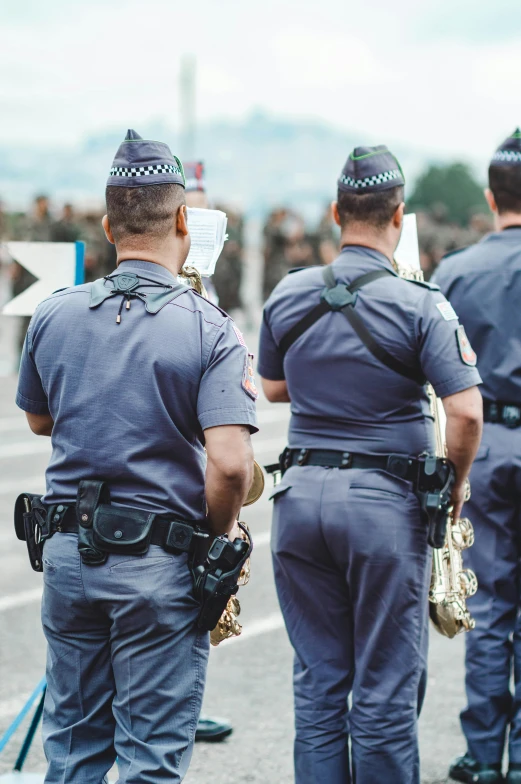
[338,144,405,194]
[339,168,403,190]
[110,164,183,178]
[491,128,521,168]
[107,129,185,188]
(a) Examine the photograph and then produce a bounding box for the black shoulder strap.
[278,265,425,385]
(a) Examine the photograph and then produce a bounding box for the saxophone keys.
[451,518,475,550]
[458,568,478,598]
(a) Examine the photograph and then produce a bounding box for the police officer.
[16,129,257,783]
[434,129,521,784]
[258,144,483,784]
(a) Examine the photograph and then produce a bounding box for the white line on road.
[0,416,27,433]
[0,587,42,612]
[0,440,51,459]
[256,408,290,424]
[0,475,45,497]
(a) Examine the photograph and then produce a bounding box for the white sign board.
[2,241,85,316]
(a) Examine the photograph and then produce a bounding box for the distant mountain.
[0,111,476,222]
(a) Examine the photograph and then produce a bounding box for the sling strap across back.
[278,265,425,385]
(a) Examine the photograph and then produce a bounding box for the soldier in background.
[51,203,82,243]
[81,210,116,282]
[212,206,244,314]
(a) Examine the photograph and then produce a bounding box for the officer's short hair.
[488,165,521,214]
[336,185,404,230]
[106,183,185,242]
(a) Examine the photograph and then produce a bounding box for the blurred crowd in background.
[0,160,495,360]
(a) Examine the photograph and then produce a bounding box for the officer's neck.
[494,211,521,232]
[116,242,187,277]
[339,227,397,264]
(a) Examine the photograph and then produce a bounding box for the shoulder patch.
[456,325,477,366]
[405,278,440,291]
[436,301,459,321]
[242,353,258,400]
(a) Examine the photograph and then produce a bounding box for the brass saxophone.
[397,263,477,638]
[181,264,265,646]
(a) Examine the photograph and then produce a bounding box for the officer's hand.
[451,482,467,522]
[226,521,242,542]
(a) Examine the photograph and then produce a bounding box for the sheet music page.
[184,208,228,276]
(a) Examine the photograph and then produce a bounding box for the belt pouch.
[93,505,156,555]
[416,458,454,548]
[76,480,110,565]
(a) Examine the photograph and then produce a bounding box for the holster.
[190,523,253,632]
[14,493,49,572]
[76,480,156,565]
[416,457,455,548]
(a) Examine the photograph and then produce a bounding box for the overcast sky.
[1,0,520,162]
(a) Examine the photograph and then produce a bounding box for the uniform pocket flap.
[474,444,490,461]
[269,485,292,501]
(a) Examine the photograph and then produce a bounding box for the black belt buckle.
[165,521,195,553]
[502,405,521,428]
[386,454,413,480]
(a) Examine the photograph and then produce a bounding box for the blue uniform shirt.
[433,227,521,404]
[258,246,481,456]
[17,259,258,518]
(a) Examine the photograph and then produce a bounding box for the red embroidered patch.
[456,325,477,367]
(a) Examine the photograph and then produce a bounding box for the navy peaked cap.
[491,128,521,167]
[184,161,206,193]
[338,144,405,194]
[107,129,185,188]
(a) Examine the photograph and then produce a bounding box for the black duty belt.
[266,448,421,483]
[52,506,202,551]
[483,401,521,428]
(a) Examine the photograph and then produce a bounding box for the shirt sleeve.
[16,319,50,415]
[417,289,482,398]
[197,319,258,433]
[257,309,285,381]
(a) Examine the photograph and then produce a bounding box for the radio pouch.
[92,505,156,555]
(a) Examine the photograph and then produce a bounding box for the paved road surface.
[0,372,469,783]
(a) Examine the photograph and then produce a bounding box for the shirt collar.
[115,259,178,284]
[335,244,396,273]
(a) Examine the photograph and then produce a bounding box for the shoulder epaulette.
[404,278,440,292]
[190,289,229,318]
[51,287,70,295]
[287,266,307,275]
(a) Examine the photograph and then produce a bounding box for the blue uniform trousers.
[461,424,521,764]
[271,465,430,784]
[41,533,209,784]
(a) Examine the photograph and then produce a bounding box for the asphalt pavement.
[0,368,470,784]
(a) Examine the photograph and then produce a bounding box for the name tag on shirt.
[436,301,458,321]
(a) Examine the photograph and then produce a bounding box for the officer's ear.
[102,214,115,245]
[331,201,341,227]
[484,188,498,215]
[392,202,405,230]
[176,204,189,237]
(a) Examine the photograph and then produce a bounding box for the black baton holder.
[76,480,110,565]
[14,493,48,572]
[416,457,455,548]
